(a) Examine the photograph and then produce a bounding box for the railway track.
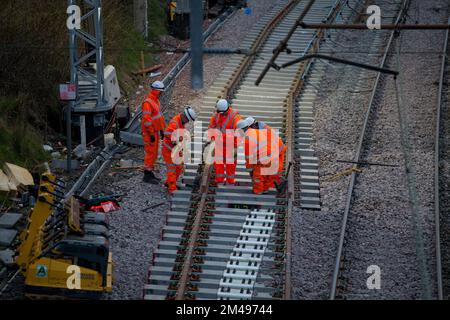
[436,10,450,301]
[143,0,354,300]
[328,0,434,300]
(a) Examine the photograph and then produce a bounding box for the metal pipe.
[255,0,316,86]
[300,22,450,29]
[281,54,399,76]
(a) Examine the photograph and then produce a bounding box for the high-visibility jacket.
[208,107,241,134]
[141,90,166,170]
[243,122,286,194]
[244,122,286,169]
[162,114,184,154]
[141,90,166,134]
[208,107,241,184]
[208,107,241,159]
[162,114,185,193]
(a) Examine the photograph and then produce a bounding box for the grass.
[104,0,167,94]
[0,97,50,170]
[148,0,168,41]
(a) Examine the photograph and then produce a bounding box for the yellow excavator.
[15,171,112,299]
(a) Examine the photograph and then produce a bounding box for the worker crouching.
[162,106,197,194]
[237,117,286,194]
[141,81,167,184]
[208,99,241,185]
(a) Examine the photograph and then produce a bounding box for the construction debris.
[43,145,53,152]
[51,151,62,159]
[149,72,162,78]
[104,134,116,147]
[119,159,141,168]
[2,163,34,192]
[133,64,162,76]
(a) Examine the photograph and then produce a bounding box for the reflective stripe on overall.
[162,115,184,193]
[208,107,241,183]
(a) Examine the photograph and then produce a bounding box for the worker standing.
[236,117,286,194]
[141,81,167,184]
[162,106,197,194]
[208,99,241,185]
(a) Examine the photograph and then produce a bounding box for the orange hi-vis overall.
[162,115,185,193]
[208,107,241,184]
[141,90,166,170]
[243,122,286,194]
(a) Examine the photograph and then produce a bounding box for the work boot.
[177,182,186,189]
[143,170,160,184]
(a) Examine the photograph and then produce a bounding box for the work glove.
[150,135,156,143]
[160,130,164,140]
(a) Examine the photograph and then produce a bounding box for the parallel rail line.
[435,10,450,301]
[329,0,413,300]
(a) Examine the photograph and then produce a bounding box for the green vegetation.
[0,97,49,169]
[148,0,168,41]
[0,0,167,171]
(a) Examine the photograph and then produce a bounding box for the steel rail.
[434,13,450,302]
[221,0,301,100]
[254,0,317,86]
[172,0,302,300]
[145,0,356,300]
[281,0,347,299]
[329,0,411,300]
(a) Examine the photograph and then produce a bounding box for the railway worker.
[207,99,242,185]
[236,117,286,194]
[141,81,167,184]
[162,106,197,194]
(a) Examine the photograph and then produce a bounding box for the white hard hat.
[236,117,255,130]
[151,80,165,92]
[216,99,229,113]
[184,106,197,122]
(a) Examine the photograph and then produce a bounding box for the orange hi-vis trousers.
[208,107,241,185]
[251,151,285,194]
[162,148,183,193]
[141,91,166,171]
[162,114,184,193]
[142,130,160,170]
[214,134,237,185]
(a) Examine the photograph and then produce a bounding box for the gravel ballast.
[291,0,449,300]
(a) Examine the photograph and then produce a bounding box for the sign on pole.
[59,83,76,101]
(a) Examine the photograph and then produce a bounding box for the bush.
[0,0,167,169]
